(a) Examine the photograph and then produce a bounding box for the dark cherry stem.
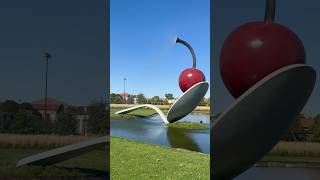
[176,38,196,68]
[264,0,276,23]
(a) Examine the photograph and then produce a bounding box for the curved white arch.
[114,104,169,124]
[17,136,109,167]
[114,82,209,124]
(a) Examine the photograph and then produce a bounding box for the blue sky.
[110,0,210,98]
[0,0,107,105]
[213,0,320,116]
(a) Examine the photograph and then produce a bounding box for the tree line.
[282,114,320,142]
[110,93,210,106]
[0,100,108,135]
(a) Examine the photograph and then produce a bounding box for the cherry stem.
[264,0,276,23]
[176,38,196,68]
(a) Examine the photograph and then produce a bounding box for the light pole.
[124,78,126,104]
[44,53,52,122]
[84,106,87,136]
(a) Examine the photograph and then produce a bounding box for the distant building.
[168,99,176,104]
[31,97,66,122]
[299,117,315,132]
[31,97,88,135]
[119,93,129,101]
[133,97,138,104]
[65,106,89,135]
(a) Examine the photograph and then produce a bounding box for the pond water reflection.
[110,113,210,153]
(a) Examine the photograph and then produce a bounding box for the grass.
[255,141,320,165]
[269,141,320,157]
[0,133,92,149]
[0,134,108,178]
[111,136,209,180]
[168,122,208,130]
[110,108,156,119]
[0,148,108,177]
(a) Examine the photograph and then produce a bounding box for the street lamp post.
[44,53,52,122]
[84,106,87,136]
[124,78,126,104]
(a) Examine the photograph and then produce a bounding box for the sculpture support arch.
[114,82,209,124]
[115,104,169,124]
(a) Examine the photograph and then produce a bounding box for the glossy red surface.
[220,22,305,98]
[179,68,205,92]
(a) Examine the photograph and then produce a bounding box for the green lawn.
[168,122,208,130]
[110,108,156,119]
[0,148,108,178]
[111,136,209,180]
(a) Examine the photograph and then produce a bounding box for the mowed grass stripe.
[111,136,209,180]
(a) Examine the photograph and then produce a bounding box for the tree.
[137,94,147,104]
[127,95,134,104]
[110,93,125,104]
[0,100,20,114]
[307,121,320,142]
[199,98,208,106]
[165,93,174,100]
[9,109,45,134]
[282,117,304,141]
[151,96,160,103]
[53,112,76,135]
[87,101,108,135]
[306,114,320,142]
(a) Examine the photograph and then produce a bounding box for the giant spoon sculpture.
[212,0,316,179]
[115,38,208,124]
[16,38,207,168]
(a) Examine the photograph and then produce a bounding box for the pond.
[111,113,210,153]
[111,114,320,179]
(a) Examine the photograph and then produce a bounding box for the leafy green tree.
[0,100,20,114]
[307,121,320,142]
[53,112,76,135]
[9,109,45,134]
[282,117,304,141]
[98,112,109,135]
[165,93,174,100]
[306,114,320,142]
[87,101,108,135]
[151,96,160,103]
[199,98,208,106]
[127,95,134,104]
[110,93,125,104]
[137,94,147,104]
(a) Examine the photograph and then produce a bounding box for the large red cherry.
[220,0,305,98]
[179,68,205,92]
[176,38,206,92]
